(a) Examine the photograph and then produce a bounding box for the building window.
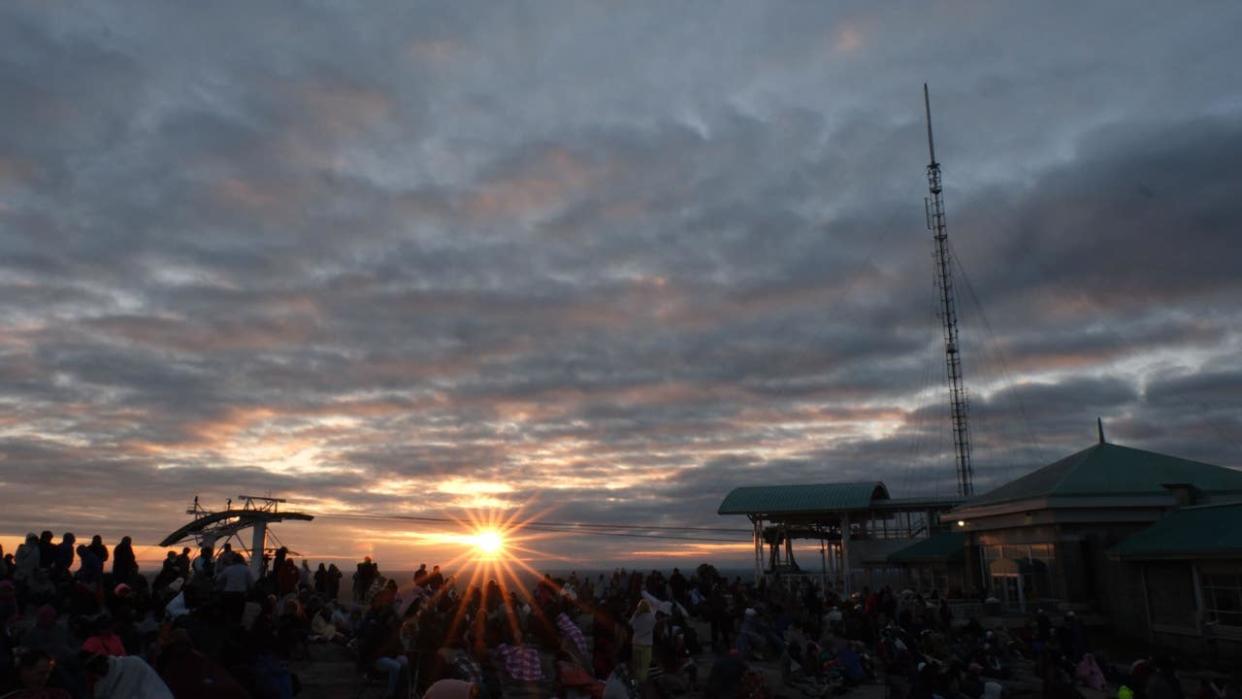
[981,543,1055,599]
[1145,563,1196,629]
[1200,570,1242,628]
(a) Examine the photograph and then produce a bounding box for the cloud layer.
[2,1,1240,567]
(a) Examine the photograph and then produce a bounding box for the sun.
[472,528,505,558]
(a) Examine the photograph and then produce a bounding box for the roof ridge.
[1046,443,1102,493]
[1178,499,1242,511]
[1103,441,1240,470]
[733,480,880,489]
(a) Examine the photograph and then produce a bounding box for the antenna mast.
[923,84,974,497]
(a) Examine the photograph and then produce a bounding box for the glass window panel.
[1209,611,1242,627]
[1199,566,1242,628]
[1148,563,1196,627]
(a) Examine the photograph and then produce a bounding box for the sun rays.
[398,505,595,650]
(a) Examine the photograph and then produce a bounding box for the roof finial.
[1097,417,1106,444]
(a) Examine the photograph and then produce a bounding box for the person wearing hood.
[88,535,109,566]
[111,536,137,584]
[84,652,173,699]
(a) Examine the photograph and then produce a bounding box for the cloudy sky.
[2,1,1240,568]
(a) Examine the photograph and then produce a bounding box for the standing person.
[112,536,137,584]
[354,557,377,602]
[276,556,299,596]
[88,535,110,566]
[314,563,328,595]
[76,544,103,585]
[53,533,76,578]
[192,545,215,580]
[38,531,56,571]
[15,533,41,585]
[327,563,343,600]
[152,552,180,591]
[708,585,732,652]
[629,599,657,683]
[215,556,255,624]
[175,548,192,578]
[300,560,312,589]
[670,568,688,606]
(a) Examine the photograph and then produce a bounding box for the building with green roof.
[959,441,1242,515]
[1108,502,1242,659]
[947,433,1242,660]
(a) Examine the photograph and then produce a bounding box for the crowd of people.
[0,531,333,698]
[1,532,1235,699]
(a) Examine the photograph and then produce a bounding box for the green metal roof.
[1111,502,1242,560]
[718,482,889,515]
[887,531,967,563]
[964,442,1242,509]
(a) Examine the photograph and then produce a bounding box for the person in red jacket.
[277,558,300,596]
[82,614,126,657]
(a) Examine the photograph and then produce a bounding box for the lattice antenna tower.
[923,84,974,497]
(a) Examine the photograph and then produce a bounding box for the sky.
[1,1,1240,570]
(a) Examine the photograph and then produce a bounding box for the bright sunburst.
[389,504,588,656]
[471,528,505,558]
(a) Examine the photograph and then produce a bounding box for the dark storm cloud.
[2,1,1240,565]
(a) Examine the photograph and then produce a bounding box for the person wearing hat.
[83,651,173,698]
[111,536,138,584]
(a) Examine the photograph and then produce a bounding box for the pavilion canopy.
[718,481,889,516]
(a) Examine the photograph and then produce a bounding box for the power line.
[317,512,752,544]
[948,240,1049,484]
[323,513,750,534]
